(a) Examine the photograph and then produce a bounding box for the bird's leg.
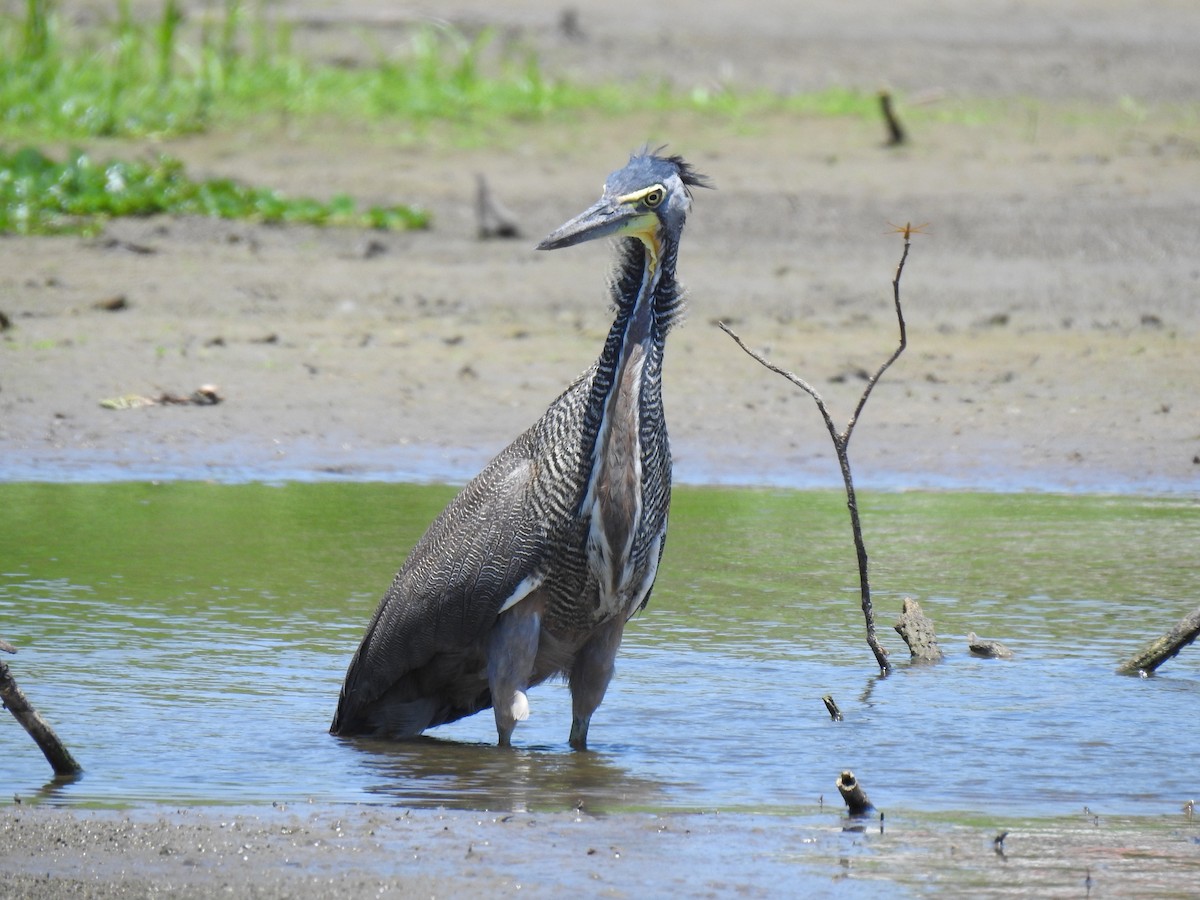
[567,617,625,751]
[487,598,543,747]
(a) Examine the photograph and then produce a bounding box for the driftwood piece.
[0,652,82,777]
[878,90,907,146]
[822,694,843,721]
[968,631,1014,659]
[894,597,943,661]
[475,173,522,239]
[1116,605,1200,676]
[100,384,222,409]
[836,770,874,816]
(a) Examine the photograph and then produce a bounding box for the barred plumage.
[330,151,709,749]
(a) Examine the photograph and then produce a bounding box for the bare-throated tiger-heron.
[330,151,710,749]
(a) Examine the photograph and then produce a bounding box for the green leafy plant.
[0,146,430,234]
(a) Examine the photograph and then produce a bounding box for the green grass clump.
[0,145,430,235]
[0,1,881,141]
[0,1,608,139]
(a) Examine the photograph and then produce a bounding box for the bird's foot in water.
[495,691,530,747]
[568,716,590,751]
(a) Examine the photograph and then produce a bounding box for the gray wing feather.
[332,432,549,732]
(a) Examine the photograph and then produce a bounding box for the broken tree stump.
[0,647,82,777]
[836,770,875,816]
[894,597,943,661]
[475,173,522,239]
[1116,605,1200,676]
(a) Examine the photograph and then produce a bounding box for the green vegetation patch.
[0,1,602,139]
[0,145,430,235]
[0,1,882,141]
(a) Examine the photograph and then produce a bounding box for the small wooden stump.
[968,631,1014,659]
[822,694,843,721]
[894,597,943,661]
[836,770,874,816]
[475,174,522,240]
[878,90,908,146]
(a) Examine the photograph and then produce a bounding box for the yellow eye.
[642,188,664,209]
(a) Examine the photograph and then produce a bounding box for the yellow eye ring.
[643,188,664,209]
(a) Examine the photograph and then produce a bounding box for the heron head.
[537,151,711,265]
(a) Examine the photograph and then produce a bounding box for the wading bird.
[330,151,709,749]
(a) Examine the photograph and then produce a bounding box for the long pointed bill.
[536,199,649,251]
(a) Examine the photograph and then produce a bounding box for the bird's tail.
[329,667,490,738]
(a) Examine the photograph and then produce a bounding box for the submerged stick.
[720,235,916,676]
[894,597,943,662]
[836,770,875,816]
[822,694,843,721]
[1116,605,1200,676]
[967,632,1014,659]
[0,652,82,777]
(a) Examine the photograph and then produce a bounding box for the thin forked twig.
[718,235,915,675]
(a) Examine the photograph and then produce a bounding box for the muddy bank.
[2,803,1198,898]
[2,105,1198,491]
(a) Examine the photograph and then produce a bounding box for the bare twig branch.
[846,241,910,448]
[719,237,915,676]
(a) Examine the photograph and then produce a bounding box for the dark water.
[2,482,1197,816]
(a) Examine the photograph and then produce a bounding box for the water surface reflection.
[1,483,1197,815]
[345,734,670,811]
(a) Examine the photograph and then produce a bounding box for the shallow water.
[2,482,1197,817]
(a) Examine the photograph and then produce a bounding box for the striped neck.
[597,234,679,391]
[608,234,684,339]
[624,240,661,348]
[572,235,679,513]
[578,235,672,609]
